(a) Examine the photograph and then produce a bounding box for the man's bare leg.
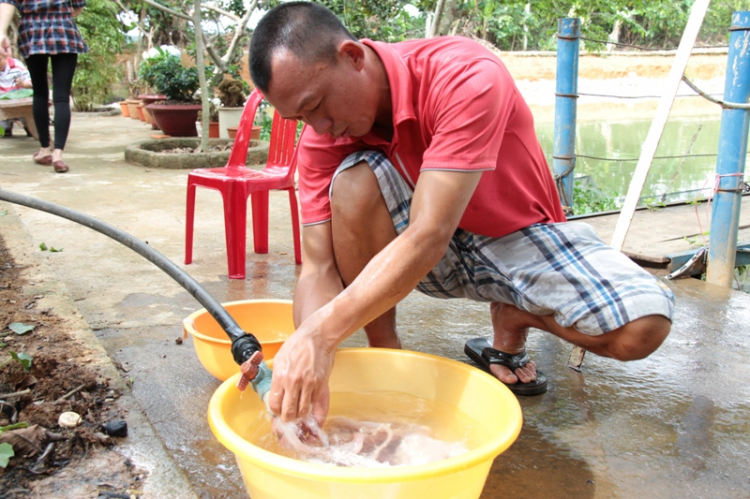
[330,161,401,348]
[489,302,671,385]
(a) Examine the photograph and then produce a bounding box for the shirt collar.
[362,39,416,127]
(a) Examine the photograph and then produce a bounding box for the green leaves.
[72,0,125,111]
[0,424,30,468]
[39,243,62,252]
[573,183,618,215]
[0,422,29,434]
[8,352,32,373]
[144,55,211,103]
[8,323,35,335]
[0,442,13,468]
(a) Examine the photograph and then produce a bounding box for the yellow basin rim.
[183,299,293,345]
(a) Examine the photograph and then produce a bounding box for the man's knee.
[330,161,383,223]
[603,315,671,361]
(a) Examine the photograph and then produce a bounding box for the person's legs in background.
[49,53,77,172]
[25,54,52,163]
[24,52,77,172]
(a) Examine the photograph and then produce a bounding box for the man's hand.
[268,309,334,423]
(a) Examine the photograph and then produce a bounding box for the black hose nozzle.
[231,332,263,366]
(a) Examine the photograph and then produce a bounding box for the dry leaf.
[0,425,47,457]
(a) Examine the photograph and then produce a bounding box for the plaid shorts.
[331,151,675,336]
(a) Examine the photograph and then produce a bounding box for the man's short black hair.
[249,2,356,93]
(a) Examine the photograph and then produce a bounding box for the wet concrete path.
[1,115,749,498]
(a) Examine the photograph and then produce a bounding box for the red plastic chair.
[185,88,301,279]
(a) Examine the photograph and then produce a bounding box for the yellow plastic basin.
[183,299,294,381]
[208,348,523,499]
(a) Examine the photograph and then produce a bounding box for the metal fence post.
[553,18,580,213]
[706,11,750,287]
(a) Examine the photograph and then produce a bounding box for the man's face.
[264,45,378,139]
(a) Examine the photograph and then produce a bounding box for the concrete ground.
[1,114,749,499]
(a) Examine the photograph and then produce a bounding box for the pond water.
[535,114,748,207]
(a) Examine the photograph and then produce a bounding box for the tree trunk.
[134,4,147,80]
[427,0,447,38]
[194,0,210,153]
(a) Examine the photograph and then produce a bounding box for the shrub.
[140,55,206,103]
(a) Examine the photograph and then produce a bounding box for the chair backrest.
[226,88,300,182]
[225,88,264,171]
[263,111,299,180]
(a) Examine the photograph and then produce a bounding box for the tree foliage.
[318,0,425,41]
[310,0,744,50]
[72,0,125,110]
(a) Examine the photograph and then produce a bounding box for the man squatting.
[248,2,675,423]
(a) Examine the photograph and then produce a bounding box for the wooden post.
[567,0,712,371]
[608,0,711,252]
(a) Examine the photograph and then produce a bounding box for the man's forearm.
[307,169,482,352]
[310,221,448,352]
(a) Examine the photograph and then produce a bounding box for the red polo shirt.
[296,36,565,238]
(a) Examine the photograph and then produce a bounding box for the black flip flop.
[464,337,548,396]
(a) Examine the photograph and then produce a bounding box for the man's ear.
[337,40,366,71]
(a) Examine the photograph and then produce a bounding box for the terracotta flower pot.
[119,101,130,118]
[142,104,153,125]
[139,94,166,130]
[126,100,141,120]
[146,103,202,137]
[227,125,260,140]
[137,104,146,122]
[199,122,220,138]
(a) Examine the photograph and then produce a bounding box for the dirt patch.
[0,235,142,498]
[497,52,727,82]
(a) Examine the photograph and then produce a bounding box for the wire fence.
[577,36,729,52]
[559,34,748,206]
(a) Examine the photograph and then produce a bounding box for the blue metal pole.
[706,11,750,288]
[553,18,580,213]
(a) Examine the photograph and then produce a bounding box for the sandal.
[33,153,53,165]
[464,337,548,396]
[52,160,69,173]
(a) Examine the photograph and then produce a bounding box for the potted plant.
[140,55,205,137]
[216,78,257,139]
[125,82,143,121]
[199,102,220,138]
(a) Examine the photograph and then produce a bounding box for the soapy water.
[252,391,475,468]
[272,415,469,467]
